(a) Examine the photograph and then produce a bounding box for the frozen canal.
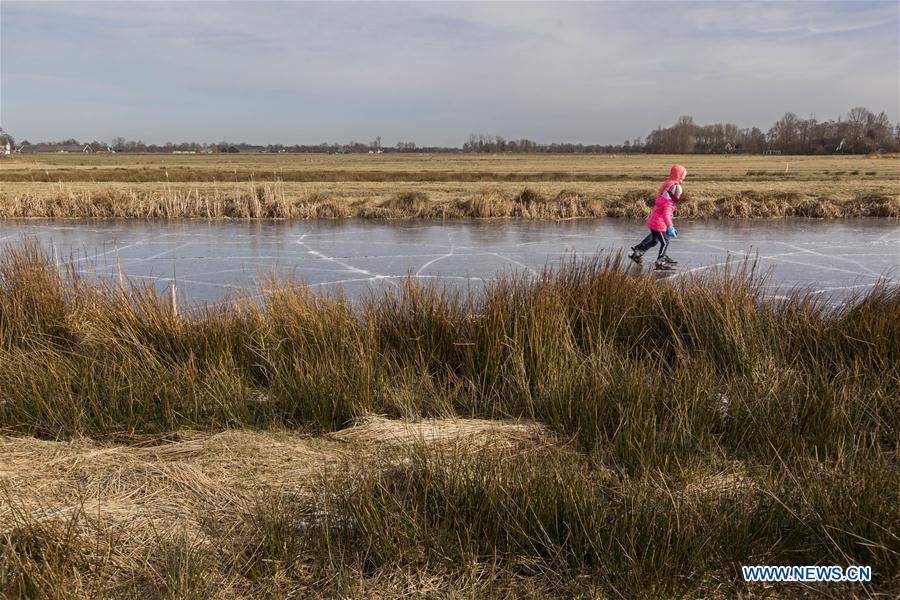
[1,219,897,304]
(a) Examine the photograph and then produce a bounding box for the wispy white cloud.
[2,1,897,144]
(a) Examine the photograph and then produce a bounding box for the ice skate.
[628,247,644,265]
[660,255,678,265]
[654,259,676,271]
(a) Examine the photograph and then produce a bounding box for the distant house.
[19,143,96,153]
[221,145,267,153]
[19,144,59,153]
[18,144,41,153]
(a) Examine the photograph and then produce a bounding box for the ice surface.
[1,219,897,305]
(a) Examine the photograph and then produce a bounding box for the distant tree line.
[3,106,897,155]
[642,107,897,154]
[463,107,899,155]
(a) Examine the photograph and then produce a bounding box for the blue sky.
[2,1,897,145]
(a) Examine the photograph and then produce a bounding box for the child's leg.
[633,231,656,253]
[661,231,678,264]
[653,231,669,258]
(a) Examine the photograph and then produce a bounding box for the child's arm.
[668,184,683,202]
[663,203,675,228]
[664,201,677,237]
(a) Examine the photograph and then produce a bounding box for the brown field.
[1,153,897,219]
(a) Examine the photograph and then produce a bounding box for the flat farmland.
[1,153,897,219]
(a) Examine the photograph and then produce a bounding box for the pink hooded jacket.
[646,164,687,232]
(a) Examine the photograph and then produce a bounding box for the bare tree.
[0,127,14,147]
[768,112,800,153]
[845,106,873,150]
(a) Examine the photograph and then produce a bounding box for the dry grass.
[328,414,548,448]
[0,242,897,598]
[1,182,896,220]
[7,421,892,599]
[0,417,545,532]
[1,153,897,220]
[0,419,562,599]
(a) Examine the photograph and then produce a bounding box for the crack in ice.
[416,232,457,276]
[298,235,398,288]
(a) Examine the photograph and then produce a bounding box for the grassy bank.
[4,421,897,598]
[2,153,897,220]
[1,185,897,220]
[1,243,898,597]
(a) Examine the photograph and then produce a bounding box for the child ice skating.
[629,164,686,270]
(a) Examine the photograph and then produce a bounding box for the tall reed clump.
[1,240,898,596]
[5,184,898,220]
[0,241,896,457]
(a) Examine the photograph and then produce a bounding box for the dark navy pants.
[634,229,669,258]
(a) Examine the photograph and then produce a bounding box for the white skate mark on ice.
[143,241,195,261]
[416,232,457,276]
[298,235,398,288]
[775,243,882,277]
